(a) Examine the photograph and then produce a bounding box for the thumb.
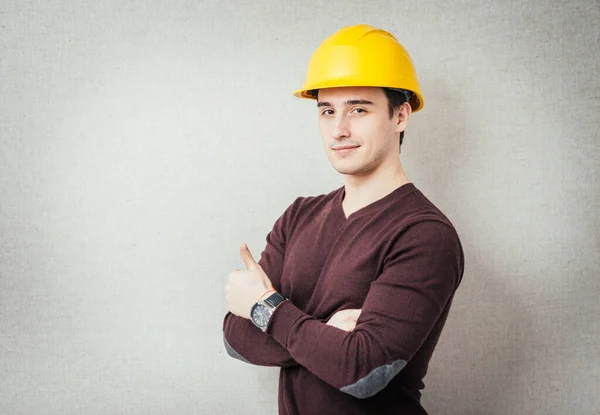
[240,243,259,270]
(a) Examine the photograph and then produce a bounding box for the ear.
[394,102,412,134]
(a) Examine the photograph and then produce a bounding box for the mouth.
[332,145,360,155]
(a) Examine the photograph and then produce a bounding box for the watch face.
[251,304,270,328]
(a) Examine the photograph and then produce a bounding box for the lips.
[332,145,360,155]
[332,145,360,150]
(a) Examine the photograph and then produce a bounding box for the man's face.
[317,87,407,177]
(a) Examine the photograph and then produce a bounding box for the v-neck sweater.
[223,183,464,415]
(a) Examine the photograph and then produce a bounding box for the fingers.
[326,308,363,332]
[327,319,358,332]
[239,243,259,270]
[228,269,243,280]
[347,309,362,321]
[332,308,362,321]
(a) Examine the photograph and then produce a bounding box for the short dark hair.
[382,88,412,152]
[309,88,412,153]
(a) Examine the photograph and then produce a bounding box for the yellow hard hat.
[293,24,424,112]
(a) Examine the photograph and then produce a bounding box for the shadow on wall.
[414,77,536,415]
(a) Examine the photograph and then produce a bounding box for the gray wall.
[1,1,598,414]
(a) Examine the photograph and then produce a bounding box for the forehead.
[317,87,386,105]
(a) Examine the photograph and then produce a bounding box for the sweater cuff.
[266,300,305,348]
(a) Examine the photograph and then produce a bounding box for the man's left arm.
[264,220,464,399]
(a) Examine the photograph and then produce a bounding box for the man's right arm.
[222,199,300,368]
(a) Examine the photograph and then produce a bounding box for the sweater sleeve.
[222,199,300,368]
[265,220,464,397]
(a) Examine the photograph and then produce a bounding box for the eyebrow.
[317,99,374,107]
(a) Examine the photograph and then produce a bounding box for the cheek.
[354,118,391,145]
[318,118,330,137]
[349,119,374,144]
[319,120,333,147]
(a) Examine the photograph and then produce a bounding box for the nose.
[332,114,350,141]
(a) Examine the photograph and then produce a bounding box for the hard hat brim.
[293,85,424,113]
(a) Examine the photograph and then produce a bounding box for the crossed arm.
[223,205,463,399]
[223,302,360,367]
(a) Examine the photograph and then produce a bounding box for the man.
[223,24,464,415]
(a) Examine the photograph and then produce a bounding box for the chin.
[328,152,368,175]
[330,162,363,176]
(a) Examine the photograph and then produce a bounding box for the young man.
[223,24,464,415]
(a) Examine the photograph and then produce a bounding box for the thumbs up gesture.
[225,243,274,319]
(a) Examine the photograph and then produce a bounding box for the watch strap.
[263,292,286,309]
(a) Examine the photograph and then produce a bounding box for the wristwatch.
[250,292,287,331]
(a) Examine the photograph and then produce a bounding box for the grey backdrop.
[1,1,598,414]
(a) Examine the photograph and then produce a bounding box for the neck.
[342,159,410,214]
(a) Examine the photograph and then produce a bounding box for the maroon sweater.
[223,183,464,415]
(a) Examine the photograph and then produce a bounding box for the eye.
[351,107,367,114]
[320,109,334,116]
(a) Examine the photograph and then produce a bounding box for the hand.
[225,243,274,320]
[326,309,362,332]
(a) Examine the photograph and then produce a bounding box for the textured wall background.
[1,1,598,414]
